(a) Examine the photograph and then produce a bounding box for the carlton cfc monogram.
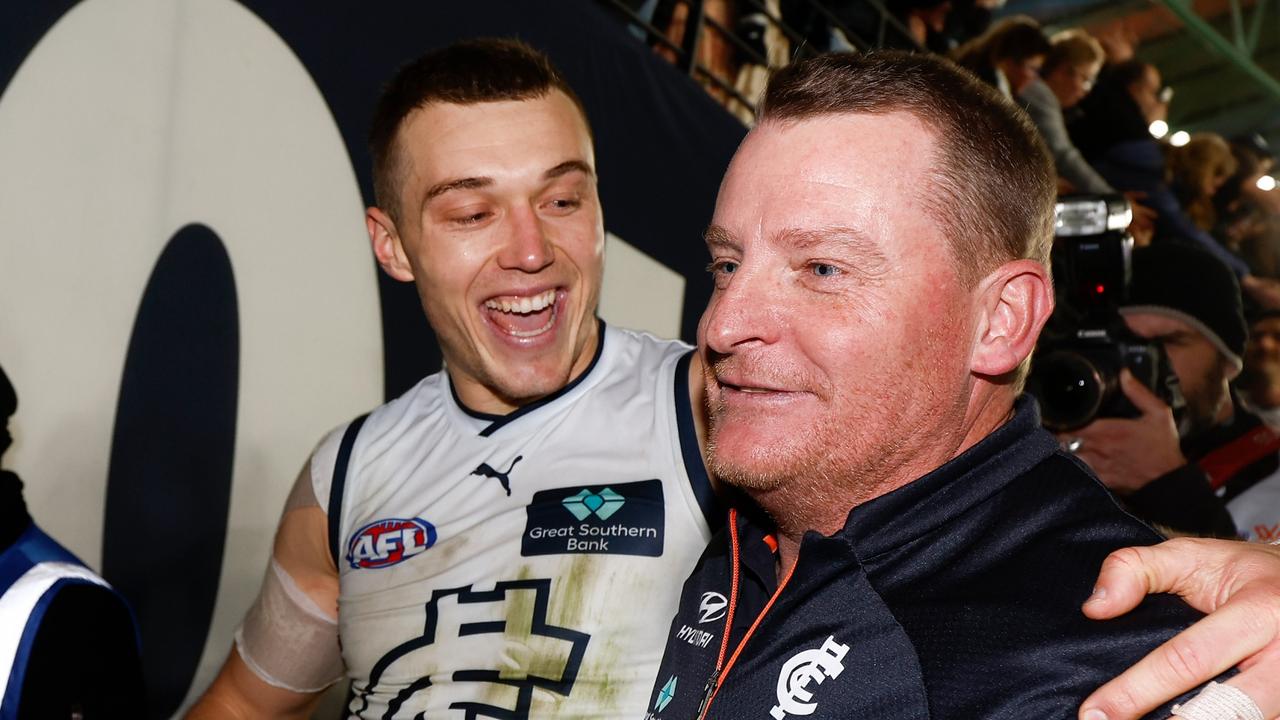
[771,636,850,720]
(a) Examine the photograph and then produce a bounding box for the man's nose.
[497,204,554,272]
[700,268,781,355]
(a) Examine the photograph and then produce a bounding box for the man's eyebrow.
[544,159,595,181]
[780,227,888,266]
[703,225,740,251]
[424,176,492,204]
[422,160,593,207]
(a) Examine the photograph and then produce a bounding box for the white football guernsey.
[311,324,717,719]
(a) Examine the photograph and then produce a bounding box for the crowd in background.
[621,0,1280,542]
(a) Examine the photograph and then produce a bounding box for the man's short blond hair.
[759,50,1057,288]
[1044,29,1105,76]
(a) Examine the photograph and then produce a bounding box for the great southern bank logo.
[522,480,665,557]
[561,487,625,521]
[346,517,437,569]
[655,675,677,712]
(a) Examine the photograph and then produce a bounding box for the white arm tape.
[234,558,345,694]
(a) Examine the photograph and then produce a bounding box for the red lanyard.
[697,509,796,719]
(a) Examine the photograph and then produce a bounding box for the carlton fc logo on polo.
[346,517,437,569]
[771,636,849,719]
[522,480,665,557]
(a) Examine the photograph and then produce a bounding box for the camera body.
[1025,195,1185,431]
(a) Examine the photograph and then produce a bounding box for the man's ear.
[969,259,1055,377]
[367,206,415,282]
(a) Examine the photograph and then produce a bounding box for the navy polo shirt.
[646,398,1214,719]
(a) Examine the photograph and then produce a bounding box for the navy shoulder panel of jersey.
[867,451,1213,718]
[18,583,145,720]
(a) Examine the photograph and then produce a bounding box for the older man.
[648,51,1276,720]
[191,39,1280,720]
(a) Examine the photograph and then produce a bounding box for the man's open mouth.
[483,288,559,338]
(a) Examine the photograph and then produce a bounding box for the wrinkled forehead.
[714,112,940,244]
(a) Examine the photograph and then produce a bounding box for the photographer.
[1066,243,1243,537]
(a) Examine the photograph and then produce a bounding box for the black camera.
[1025,195,1184,432]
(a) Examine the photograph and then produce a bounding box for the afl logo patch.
[346,518,437,569]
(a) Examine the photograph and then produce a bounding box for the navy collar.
[839,395,1058,559]
[732,396,1058,562]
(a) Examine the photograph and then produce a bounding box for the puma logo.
[470,455,522,496]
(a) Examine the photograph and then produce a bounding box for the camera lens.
[1027,351,1106,431]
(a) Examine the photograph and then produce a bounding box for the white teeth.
[509,307,557,338]
[485,289,556,314]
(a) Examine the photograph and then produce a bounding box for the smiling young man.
[188,39,1280,720]
[188,39,717,719]
[646,51,1276,720]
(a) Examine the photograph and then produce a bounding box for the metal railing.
[597,0,921,120]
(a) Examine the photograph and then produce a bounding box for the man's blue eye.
[812,263,839,277]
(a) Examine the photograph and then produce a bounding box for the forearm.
[186,646,321,720]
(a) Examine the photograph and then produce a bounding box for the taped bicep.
[234,460,345,693]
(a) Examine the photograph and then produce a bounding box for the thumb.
[1118,368,1168,416]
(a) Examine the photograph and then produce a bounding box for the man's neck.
[762,387,1016,580]
[449,324,602,416]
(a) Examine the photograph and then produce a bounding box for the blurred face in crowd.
[699,112,978,511]
[371,91,604,414]
[1044,60,1100,108]
[914,2,952,33]
[997,54,1045,96]
[1128,64,1169,125]
[1241,316,1280,409]
[1123,311,1235,435]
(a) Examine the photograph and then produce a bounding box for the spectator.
[952,15,1051,98]
[1168,132,1237,232]
[1218,135,1280,277]
[1070,60,1167,163]
[0,363,145,717]
[1019,28,1113,194]
[1070,60,1280,308]
[1238,310,1280,425]
[938,0,1005,50]
[1067,243,1245,538]
[887,0,953,51]
[1207,308,1280,542]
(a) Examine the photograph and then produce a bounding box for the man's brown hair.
[759,50,1056,287]
[368,38,590,222]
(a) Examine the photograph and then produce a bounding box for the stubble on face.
[702,318,971,535]
[697,121,979,536]
[1177,354,1232,436]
